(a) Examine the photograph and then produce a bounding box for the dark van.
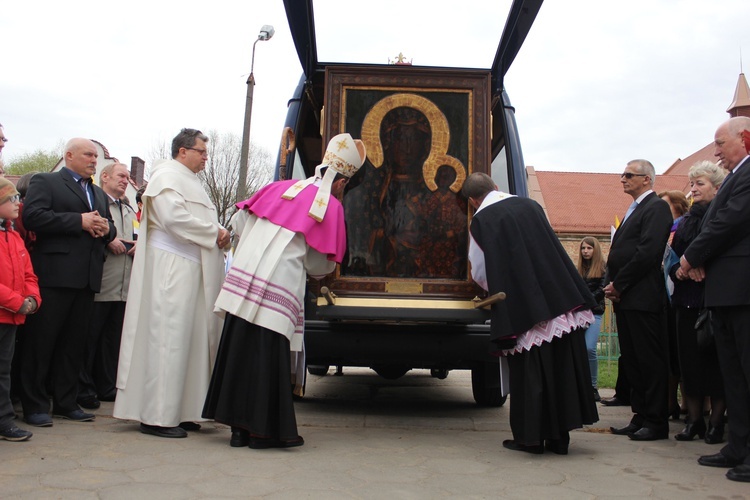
[274,0,543,405]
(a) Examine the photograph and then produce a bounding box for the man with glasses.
[604,159,673,441]
[114,128,230,439]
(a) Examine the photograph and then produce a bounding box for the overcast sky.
[2,0,749,174]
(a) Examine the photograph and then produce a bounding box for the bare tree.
[143,131,274,228]
[145,137,172,180]
[200,130,274,227]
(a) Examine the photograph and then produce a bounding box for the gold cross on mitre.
[336,139,348,151]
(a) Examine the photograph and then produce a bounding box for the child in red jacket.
[0,177,40,441]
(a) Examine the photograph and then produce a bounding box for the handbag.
[694,308,714,349]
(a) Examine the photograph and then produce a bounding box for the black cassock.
[470,196,599,447]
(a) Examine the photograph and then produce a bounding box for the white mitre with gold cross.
[282,133,366,222]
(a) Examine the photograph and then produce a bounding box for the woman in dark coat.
[669,161,726,443]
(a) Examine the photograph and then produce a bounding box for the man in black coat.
[464,172,598,456]
[604,159,673,441]
[20,138,115,427]
[680,116,750,482]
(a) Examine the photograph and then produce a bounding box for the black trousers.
[20,286,94,415]
[613,356,631,404]
[0,324,17,429]
[713,306,750,464]
[79,301,126,400]
[614,307,669,432]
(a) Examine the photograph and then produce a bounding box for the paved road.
[2,368,745,499]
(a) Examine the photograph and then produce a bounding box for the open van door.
[276,0,543,406]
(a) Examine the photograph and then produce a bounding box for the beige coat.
[95,195,136,302]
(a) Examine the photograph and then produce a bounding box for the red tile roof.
[663,143,715,177]
[528,167,690,236]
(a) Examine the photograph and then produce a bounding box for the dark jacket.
[584,275,606,315]
[606,192,673,312]
[470,196,596,344]
[668,202,708,309]
[683,158,750,307]
[22,168,115,292]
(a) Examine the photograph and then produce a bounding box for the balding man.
[680,116,750,482]
[20,138,115,427]
[77,163,137,409]
[604,159,673,441]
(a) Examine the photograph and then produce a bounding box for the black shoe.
[545,439,569,455]
[53,409,95,422]
[98,392,116,402]
[628,427,668,441]
[601,397,628,407]
[705,423,725,444]
[592,388,601,402]
[502,439,543,454]
[139,423,187,438]
[674,419,706,441]
[179,421,201,431]
[77,396,100,410]
[24,413,53,427]
[0,426,33,441]
[230,427,250,447]
[248,435,305,449]
[610,423,640,435]
[727,464,750,482]
[698,452,741,468]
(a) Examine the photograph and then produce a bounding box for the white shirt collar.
[475,190,515,214]
[634,189,653,205]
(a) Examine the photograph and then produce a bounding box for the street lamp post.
[237,24,274,203]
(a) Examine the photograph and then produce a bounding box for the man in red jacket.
[0,177,41,441]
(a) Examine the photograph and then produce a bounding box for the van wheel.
[307,365,330,376]
[471,364,507,407]
[372,365,410,380]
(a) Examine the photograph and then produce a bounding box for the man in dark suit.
[680,116,750,482]
[20,138,115,427]
[604,159,673,441]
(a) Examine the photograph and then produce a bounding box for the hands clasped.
[678,255,705,282]
[82,211,110,238]
[603,281,620,302]
[216,228,231,250]
[17,296,38,315]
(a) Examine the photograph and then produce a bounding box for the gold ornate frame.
[321,66,491,299]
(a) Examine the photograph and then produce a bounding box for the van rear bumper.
[303,319,496,369]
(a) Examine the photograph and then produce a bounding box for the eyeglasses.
[4,194,20,203]
[620,173,648,179]
[186,147,208,157]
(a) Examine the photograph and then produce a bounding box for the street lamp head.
[258,25,275,41]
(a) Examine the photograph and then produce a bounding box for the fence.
[598,299,620,361]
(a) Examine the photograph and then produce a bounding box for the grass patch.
[597,359,618,389]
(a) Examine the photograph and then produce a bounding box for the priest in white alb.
[114,128,230,439]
